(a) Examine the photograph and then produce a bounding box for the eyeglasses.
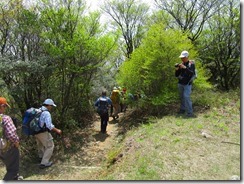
[0,104,8,108]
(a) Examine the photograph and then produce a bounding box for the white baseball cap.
[43,99,57,107]
[179,51,189,58]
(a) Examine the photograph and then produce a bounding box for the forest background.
[0,0,240,127]
[0,0,241,180]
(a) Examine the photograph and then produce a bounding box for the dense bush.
[117,23,211,108]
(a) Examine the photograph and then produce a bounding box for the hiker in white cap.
[35,98,62,169]
[175,51,196,118]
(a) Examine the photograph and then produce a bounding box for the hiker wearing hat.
[34,98,62,169]
[175,51,196,118]
[0,97,23,180]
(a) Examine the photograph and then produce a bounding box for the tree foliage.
[0,0,117,128]
[117,23,210,107]
[153,0,240,90]
[102,0,149,59]
[154,0,224,42]
[0,0,240,133]
[197,0,240,90]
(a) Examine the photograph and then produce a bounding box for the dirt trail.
[82,115,120,162]
[51,112,126,180]
[9,111,128,180]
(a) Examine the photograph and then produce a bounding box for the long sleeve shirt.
[2,115,19,144]
[39,106,54,131]
[175,61,195,85]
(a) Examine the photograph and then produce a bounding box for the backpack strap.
[38,109,48,130]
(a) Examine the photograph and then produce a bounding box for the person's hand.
[52,127,62,135]
[179,64,186,69]
[14,142,19,148]
[56,129,62,135]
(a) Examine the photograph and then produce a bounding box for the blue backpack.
[96,97,109,116]
[22,108,46,136]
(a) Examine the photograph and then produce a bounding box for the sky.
[86,0,157,24]
[87,0,157,12]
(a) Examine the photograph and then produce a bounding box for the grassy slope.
[98,90,240,180]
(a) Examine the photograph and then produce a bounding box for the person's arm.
[94,98,100,107]
[185,63,195,76]
[42,111,61,135]
[107,98,112,108]
[175,66,181,77]
[3,116,20,147]
[178,63,194,76]
[51,127,62,135]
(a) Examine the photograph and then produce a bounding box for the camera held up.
[175,63,180,67]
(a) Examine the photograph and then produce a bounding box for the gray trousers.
[0,146,20,180]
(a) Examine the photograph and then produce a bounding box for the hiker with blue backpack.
[95,90,112,134]
[0,97,23,180]
[175,51,197,118]
[34,99,62,169]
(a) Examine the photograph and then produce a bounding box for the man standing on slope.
[175,51,196,118]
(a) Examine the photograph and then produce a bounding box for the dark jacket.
[175,61,195,85]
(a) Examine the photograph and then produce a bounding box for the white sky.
[86,0,157,12]
[86,0,157,24]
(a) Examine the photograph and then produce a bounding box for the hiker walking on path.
[35,99,62,169]
[175,51,196,118]
[110,87,120,120]
[95,90,112,134]
[0,97,23,180]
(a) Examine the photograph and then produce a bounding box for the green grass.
[99,90,240,180]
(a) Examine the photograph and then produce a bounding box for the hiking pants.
[112,103,120,117]
[0,146,20,180]
[35,131,54,165]
[100,113,109,133]
[178,83,193,115]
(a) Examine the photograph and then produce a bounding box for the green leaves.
[117,23,196,105]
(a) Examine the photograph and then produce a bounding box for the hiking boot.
[39,161,53,169]
[17,176,24,180]
[185,113,197,118]
[177,110,185,114]
[14,175,24,180]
